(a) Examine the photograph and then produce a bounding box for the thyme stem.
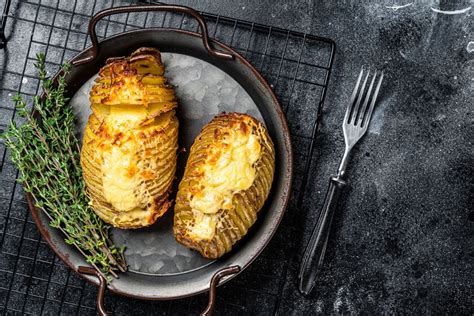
[1,53,127,280]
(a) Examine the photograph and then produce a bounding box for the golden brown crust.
[81,47,178,229]
[173,113,275,258]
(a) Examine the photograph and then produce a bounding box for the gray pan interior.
[70,53,264,276]
[31,29,292,299]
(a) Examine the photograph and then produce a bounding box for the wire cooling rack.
[0,0,335,314]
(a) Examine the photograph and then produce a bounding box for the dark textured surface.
[1,0,473,315]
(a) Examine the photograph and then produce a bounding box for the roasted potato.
[81,47,178,229]
[174,113,275,258]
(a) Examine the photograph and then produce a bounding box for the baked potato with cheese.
[174,113,275,258]
[81,47,178,229]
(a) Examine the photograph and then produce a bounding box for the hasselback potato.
[174,113,275,258]
[81,47,178,229]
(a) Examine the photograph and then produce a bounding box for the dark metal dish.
[26,4,293,315]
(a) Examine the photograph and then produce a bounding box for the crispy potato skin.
[174,113,275,258]
[81,47,178,229]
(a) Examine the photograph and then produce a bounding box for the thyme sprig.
[1,53,127,280]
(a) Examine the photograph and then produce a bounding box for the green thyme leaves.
[1,53,127,280]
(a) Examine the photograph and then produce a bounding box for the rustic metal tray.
[0,0,335,314]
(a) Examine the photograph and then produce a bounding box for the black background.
[0,0,472,314]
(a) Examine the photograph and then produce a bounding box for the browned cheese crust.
[80,47,178,229]
[174,113,275,258]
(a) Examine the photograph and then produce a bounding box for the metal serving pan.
[27,4,293,315]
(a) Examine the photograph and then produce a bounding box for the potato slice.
[81,47,178,229]
[174,113,275,258]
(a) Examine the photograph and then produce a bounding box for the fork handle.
[298,175,346,295]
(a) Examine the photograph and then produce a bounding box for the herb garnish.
[1,54,127,280]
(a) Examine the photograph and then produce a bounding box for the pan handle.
[72,4,234,66]
[201,265,241,316]
[78,266,109,316]
[79,264,240,315]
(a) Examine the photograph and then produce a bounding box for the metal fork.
[298,68,384,295]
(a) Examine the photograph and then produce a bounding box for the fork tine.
[362,72,384,128]
[357,71,377,126]
[350,69,370,125]
[344,68,364,124]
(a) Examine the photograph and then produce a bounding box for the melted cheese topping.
[189,211,217,241]
[188,128,261,240]
[102,143,143,211]
[106,104,148,130]
[105,76,146,105]
[101,105,146,212]
[111,208,149,225]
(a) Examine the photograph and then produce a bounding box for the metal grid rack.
[0,0,335,314]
